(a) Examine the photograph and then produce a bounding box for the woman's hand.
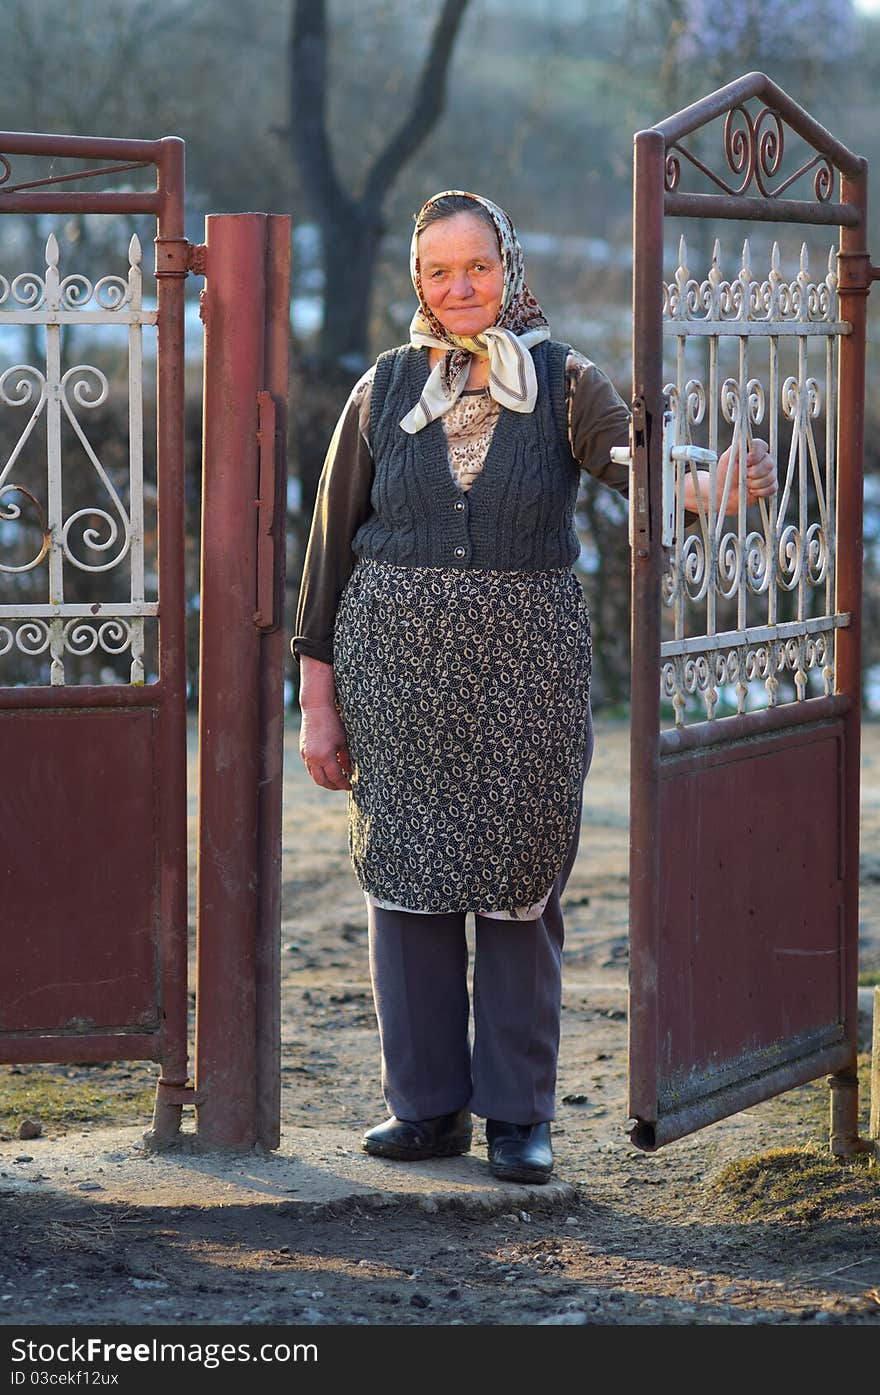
[300,703,352,791]
[716,436,778,511]
[298,655,351,791]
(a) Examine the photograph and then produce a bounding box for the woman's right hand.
[300,703,351,791]
[298,655,352,790]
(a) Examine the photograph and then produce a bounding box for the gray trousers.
[367,711,593,1126]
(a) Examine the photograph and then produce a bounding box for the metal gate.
[0,133,289,1149]
[627,74,875,1152]
[0,133,189,1142]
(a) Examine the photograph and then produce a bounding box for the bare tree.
[289,0,471,371]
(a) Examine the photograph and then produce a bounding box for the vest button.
[453,499,465,511]
[454,546,466,559]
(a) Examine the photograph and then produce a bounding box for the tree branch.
[289,0,351,227]
[362,0,470,211]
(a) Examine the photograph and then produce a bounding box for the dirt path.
[1,717,878,1329]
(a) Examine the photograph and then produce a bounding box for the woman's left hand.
[717,437,778,510]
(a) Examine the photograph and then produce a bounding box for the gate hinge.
[156,1078,203,1107]
[187,242,208,276]
[153,238,207,279]
[254,390,279,631]
[836,250,880,293]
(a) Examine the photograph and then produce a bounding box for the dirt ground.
[1,716,879,1331]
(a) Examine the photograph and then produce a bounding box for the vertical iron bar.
[797,336,808,633]
[825,279,837,629]
[707,326,718,645]
[627,129,666,1143]
[127,236,146,685]
[148,135,190,1146]
[831,163,869,1154]
[737,330,748,636]
[45,239,64,684]
[768,328,778,630]
[675,334,685,644]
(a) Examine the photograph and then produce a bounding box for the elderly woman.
[293,190,776,1185]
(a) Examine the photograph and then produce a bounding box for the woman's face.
[417,211,504,337]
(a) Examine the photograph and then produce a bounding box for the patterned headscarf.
[400,190,551,435]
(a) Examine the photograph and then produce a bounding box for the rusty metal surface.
[0,708,159,1043]
[255,391,278,631]
[195,215,269,1150]
[628,77,868,1150]
[633,1041,853,1151]
[255,216,291,1151]
[659,693,850,756]
[653,722,845,1127]
[0,131,164,160]
[664,193,857,226]
[831,163,870,1150]
[628,129,667,1142]
[194,214,289,1151]
[0,136,189,1104]
[152,137,189,1103]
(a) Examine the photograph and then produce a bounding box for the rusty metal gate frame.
[0,137,290,1152]
[0,133,189,1140]
[628,73,877,1152]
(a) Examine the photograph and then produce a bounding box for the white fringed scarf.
[400,190,550,435]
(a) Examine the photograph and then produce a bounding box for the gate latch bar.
[612,402,717,551]
[662,407,716,547]
[254,390,278,632]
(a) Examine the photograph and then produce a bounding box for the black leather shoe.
[362,1106,472,1161]
[486,1119,553,1184]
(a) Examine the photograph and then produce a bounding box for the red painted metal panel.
[0,709,159,1038]
[656,723,845,1107]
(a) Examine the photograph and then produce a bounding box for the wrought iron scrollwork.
[661,237,844,725]
[0,233,157,684]
[665,104,835,204]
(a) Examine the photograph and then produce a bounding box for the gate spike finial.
[45,233,59,268]
[711,238,721,268]
[128,234,142,266]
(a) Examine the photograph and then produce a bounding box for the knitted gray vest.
[351,341,580,571]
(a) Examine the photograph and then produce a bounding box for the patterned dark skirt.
[333,559,592,914]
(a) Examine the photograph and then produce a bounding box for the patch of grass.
[711,1144,879,1225]
[858,970,880,987]
[0,1062,157,1135]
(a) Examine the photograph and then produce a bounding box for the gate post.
[195,214,290,1150]
[627,127,666,1147]
[871,988,880,1159]
[148,135,191,1147]
[831,164,871,1157]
